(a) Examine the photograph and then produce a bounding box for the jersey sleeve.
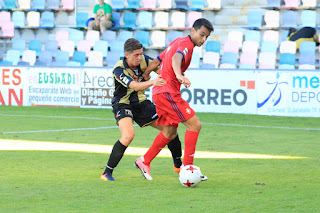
[157,50,166,62]
[113,67,134,88]
[176,41,193,61]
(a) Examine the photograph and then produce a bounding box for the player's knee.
[120,133,135,145]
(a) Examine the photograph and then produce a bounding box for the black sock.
[104,140,127,174]
[167,135,182,168]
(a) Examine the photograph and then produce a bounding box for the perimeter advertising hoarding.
[80,68,113,108]
[256,71,320,117]
[25,67,81,107]
[0,67,26,106]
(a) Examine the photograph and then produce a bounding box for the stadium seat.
[221,52,238,67]
[200,63,216,69]
[45,40,58,57]
[280,41,296,53]
[67,61,81,66]
[103,30,116,43]
[244,30,260,46]
[118,30,134,42]
[17,61,30,66]
[219,63,236,69]
[264,10,280,28]
[205,40,220,53]
[12,39,26,56]
[223,40,240,53]
[69,30,84,47]
[4,0,16,9]
[40,11,54,28]
[47,0,59,10]
[18,0,31,9]
[111,12,121,29]
[111,0,125,9]
[29,39,42,56]
[107,51,122,68]
[227,31,243,48]
[88,51,103,66]
[239,64,255,69]
[261,41,278,54]
[284,0,300,7]
[151,31,166,48]
[240,52,257,67]
[93,40,109,57]
[203,52,220,68]
[5,50,20,65]
[12,11,25,28]
[34,61,47,66]
[22,49,36,66]
[278,64,295,69]
[301,0,316,7]
[137,11,153,29]
[110,40,125,57]
[72,51,86,66]
[0,21,14,37]
[189,52,200,68]
[0,11,11,27]
[55,50,70,65]
[207,0,221,9]
[259,52,276,68]
[60,40,75,57]
[77,40,91,56]
[301,10,316,28]
[85,30,100,47]
[0,60,13,65]
[263,30,279,45]
[175,0,188,9]
[187,11,202,28]
[247,11,263,28]
[281,30,289,42]
[159,0,172,8]
[123,12,137,29]
[76,12,88,28]
[154,12,169,28]
[189,0,205,9]
[298,64,315,69]
[127,0,140,8]
[39,51,53,65]
[267,0,280,7]
[32,0,46,10]
[135,31,150,47]
[299,41,316,54]
[20,28,35,42]
[168,30,183,44]
[281,11,298,28]
[299,53,315,65]
[27,11,40,27]
[242,41,258,54]
[279,53,296,65]
[171,11,186,28]
[142,0,156,8]
[60,0,74,10]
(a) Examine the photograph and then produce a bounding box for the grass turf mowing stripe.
[0,139,308,159]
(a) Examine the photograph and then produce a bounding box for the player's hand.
[153,75,166,86]
[95,20,100,27]
[142,72,151,81]
[176,74,191,88]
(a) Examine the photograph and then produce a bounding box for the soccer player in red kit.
[135,18,214,180]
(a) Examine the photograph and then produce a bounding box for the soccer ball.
[179,165,202,187]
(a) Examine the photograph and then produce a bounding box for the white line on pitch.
[0,114,114,120]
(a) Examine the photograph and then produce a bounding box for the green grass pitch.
[0,105,319,212]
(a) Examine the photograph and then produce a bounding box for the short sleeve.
[157,51,165,62]
[113,67,134,88]
[176,41,192,61]
[105,4,112,14]
[93,5,98,14]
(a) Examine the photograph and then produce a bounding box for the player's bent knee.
[120,133,135,146]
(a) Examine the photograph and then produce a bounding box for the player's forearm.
[172,54,183,78]
[129,80,154,92]
[145,58,161,76]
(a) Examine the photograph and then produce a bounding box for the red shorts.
[153,93,195,128]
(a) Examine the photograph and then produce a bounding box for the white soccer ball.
[179,165,202,187]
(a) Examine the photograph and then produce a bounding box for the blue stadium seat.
[137,11,152,29]
[94,40,109,57]
[279,53,296,65]
[45,40,58,57]
[29,40,42,56]
[32,0,46,10]
[123,12,137,29]
[110,40,125,56]
[299,52,315,65]
[55,51,70,65]
[5,50,20,65]
[261,41,277,54]
[127,0,140,9]
[221,52,238,67]
[0,60,13,66]
[69,30,84,47]
[278,64,295,69]
[110,12,121,29]
[247,11,263,28]
[281,11,298,28]
[72,51,86,66]
[4,0,16,9]
[175,0,188,9]
[245,30,261,46]
[12,39,26,56]
[103,30,116,43]
[40,11,55,28]
[107,51,122,68]
[67,61,81,66]
[135,31,150,47]
[118,30,133,42]
[168,31,183,43]
[281,30,289,41]
[205,41,221,53]
[299,41,316,53]
[239,64,255,69]
[34,61,47,66]
[76,12,88,28]
[12,11,25,28]
[267,0,280,7]
[200,63,215,69]
[189,0,205,9]
[47,0,60,10]
[39,51,53,65]
[17,61,30,66]
[301,10,316,27]
[111,0,125,10]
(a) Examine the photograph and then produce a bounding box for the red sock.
[183,130,199,166]
[143,132,171,165]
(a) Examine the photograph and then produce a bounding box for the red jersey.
[153,35,194,95]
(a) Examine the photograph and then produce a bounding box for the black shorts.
[112,100,158,127]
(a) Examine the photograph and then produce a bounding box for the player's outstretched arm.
[172,53,191,88]
[143,58,161,81]
[129,75,166,91]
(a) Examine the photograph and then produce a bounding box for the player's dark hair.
[193,18,214,32]
[124,38,143,53]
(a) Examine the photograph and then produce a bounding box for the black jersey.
[112,54,158,106]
